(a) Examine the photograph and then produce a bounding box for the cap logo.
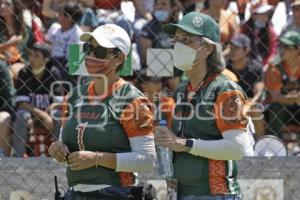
[101,25,116,34]
[192,16,204,28]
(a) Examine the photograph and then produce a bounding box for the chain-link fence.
[0,0,300,199]
[1,157,300,200]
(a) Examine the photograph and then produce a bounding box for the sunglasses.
[83,43,120,59]
[172,35,205,46]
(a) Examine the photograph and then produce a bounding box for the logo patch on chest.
[74,112,101,120]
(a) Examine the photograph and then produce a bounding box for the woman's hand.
[154,126,187,152]
[48,141,69,162]
[68,151,97,170]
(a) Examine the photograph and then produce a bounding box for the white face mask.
[154,10,170,22]
[195,2,205,11]
[172,42,206,71]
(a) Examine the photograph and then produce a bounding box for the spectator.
[133,0,154,21]
[241,4,278,65]
[42,0,97,31]
[265,31,300,136]
[42,0,64,19]
[227,34,265,136]
[45,1,83,79]
[227,34,264,99]
[0,0,34,64]
[178,0,195,15]
[42,0,98,31]
[12,43,62,157]
[139,0,176,67]
[41,0,64,28]
[136,70,175,127]
[0,59,15,156]
[202,0,240,44]
[95,0,132,36]
[282,0,300,34]
[22,0,45,44]
[77,0,98,31]
[132,0,155,40]
[236,0,248,21]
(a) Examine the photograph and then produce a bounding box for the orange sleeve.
[119,97,154,138]
[265,65,283,92]
[160,96,175,128]
[214,90,249,133]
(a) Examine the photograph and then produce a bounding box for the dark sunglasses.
[83,43,120,59]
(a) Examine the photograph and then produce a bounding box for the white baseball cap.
[80,24,131,56]
[253,4,274,14]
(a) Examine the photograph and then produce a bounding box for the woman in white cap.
[48,24,156,199]
[154,12,252,199]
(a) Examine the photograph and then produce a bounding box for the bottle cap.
[159,120,168,126]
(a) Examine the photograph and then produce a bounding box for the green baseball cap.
[163,12,220,43]
[279,31,300,46]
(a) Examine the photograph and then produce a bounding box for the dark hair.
[206,42,225,73]
[23,0,42,16]
[29,43,51,58]
[204,0,211,9]
[60,1,83,23]
[155,0,176,7]
[113,48,123,72]
[0,0,25,37]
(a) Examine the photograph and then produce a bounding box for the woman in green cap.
[265,30,300,137]
[154,12,253,199]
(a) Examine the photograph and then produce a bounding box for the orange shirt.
[265,62,300,92]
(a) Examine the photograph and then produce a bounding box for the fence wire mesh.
[0,0,300,199]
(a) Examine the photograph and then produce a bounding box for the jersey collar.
[87,78,126,102]
[187,70,223,93]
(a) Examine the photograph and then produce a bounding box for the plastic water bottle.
[156,120,173,178]
[0,148,5,157]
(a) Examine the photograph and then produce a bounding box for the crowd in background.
[0,0,299,157]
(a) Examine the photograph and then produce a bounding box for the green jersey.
[172,72,248,196]
[61,78,154,187]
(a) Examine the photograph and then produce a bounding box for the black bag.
[54,176,157,200]
[129,182,157,200]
